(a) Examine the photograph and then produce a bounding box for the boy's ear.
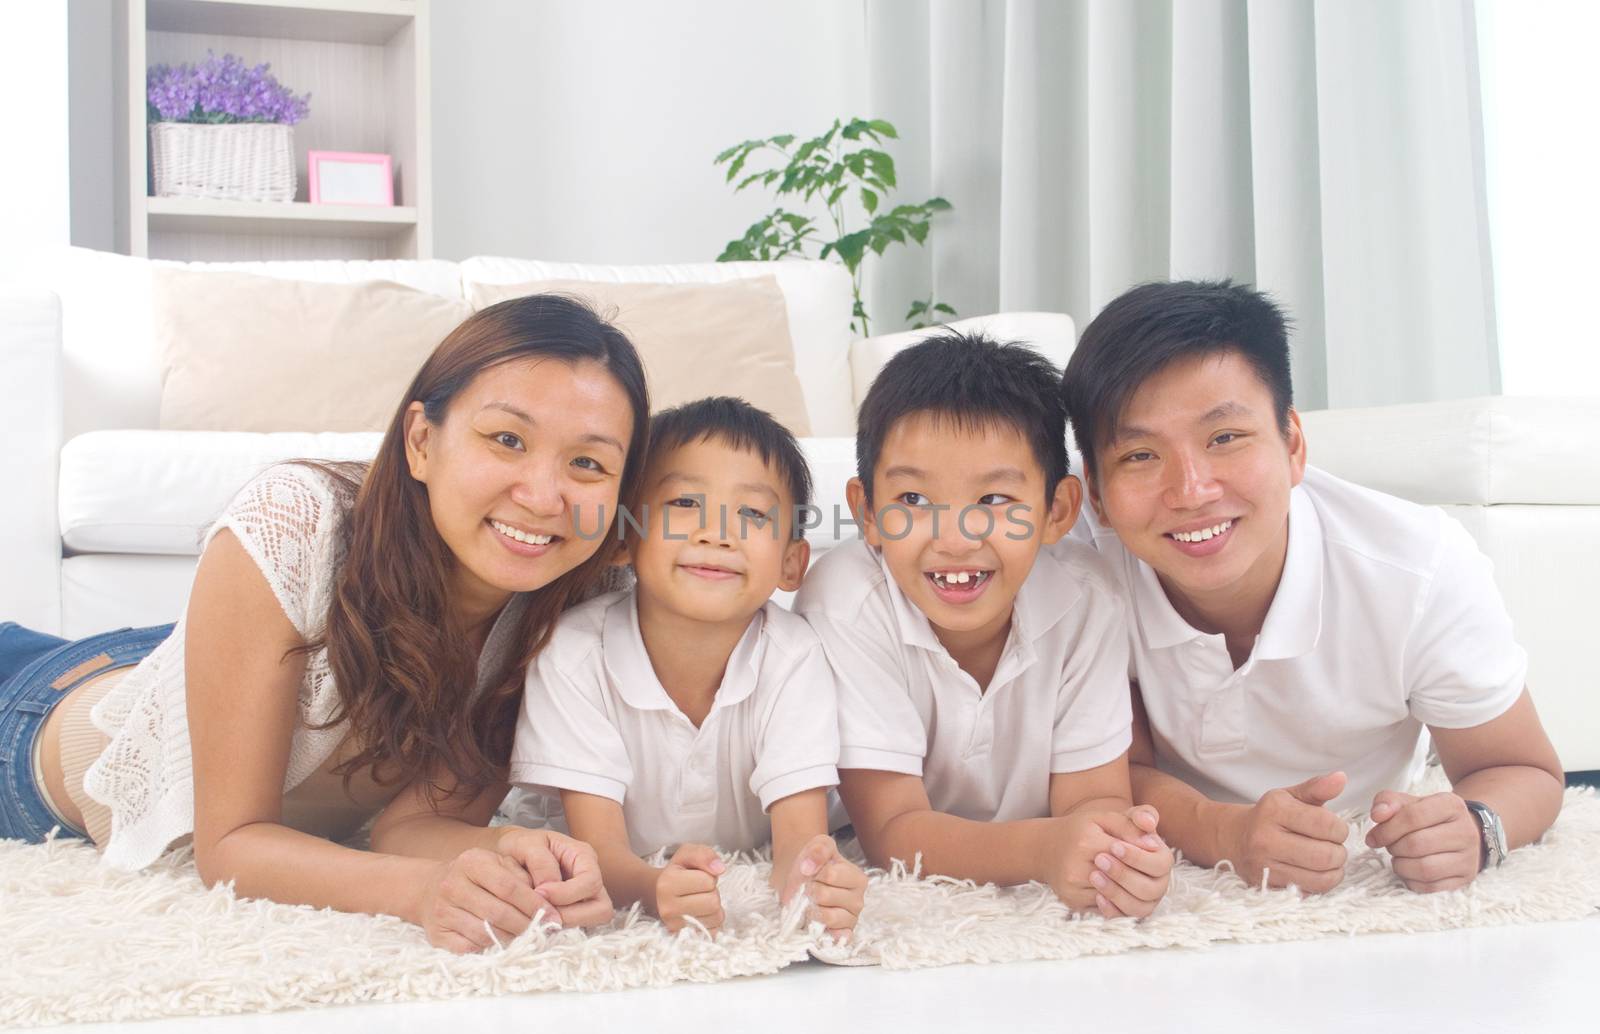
[844,477,881,548]
[778,537,811,593]
[1041,474,1084,545]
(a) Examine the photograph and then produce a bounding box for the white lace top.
[83,463,525,871]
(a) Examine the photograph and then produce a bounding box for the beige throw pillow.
[155,268,472,432]
[466,276,813,437]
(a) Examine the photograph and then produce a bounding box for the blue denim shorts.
[0,621,175,843]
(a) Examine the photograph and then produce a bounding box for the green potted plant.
[715,118,954,335]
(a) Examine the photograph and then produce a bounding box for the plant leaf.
[861,187,879,214]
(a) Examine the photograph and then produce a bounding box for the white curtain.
[864,0,1499,410]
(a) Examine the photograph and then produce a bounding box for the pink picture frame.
[307,150,394,206]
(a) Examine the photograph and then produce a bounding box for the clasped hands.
[655,834,867,941]
[1217,771,1484,895]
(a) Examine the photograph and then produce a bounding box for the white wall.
[1477,1,1600,396]
[430,0,868,264]
[0,5,70,281]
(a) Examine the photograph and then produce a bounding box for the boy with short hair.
[1059,279,1564,894]
[795,331,1173,918]
[510,397,867,939]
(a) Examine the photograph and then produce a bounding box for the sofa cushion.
[467,276,811,436]
[1299,396,1600,505]
[48,247,467,440]
[155,269,472,433]
[59,430,861,557]
[461,256,856,437]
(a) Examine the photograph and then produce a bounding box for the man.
[1058,279,1563,894]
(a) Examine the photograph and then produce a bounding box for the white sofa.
[1,249,1596,771]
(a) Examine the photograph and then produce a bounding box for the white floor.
[64,915,1600,1033]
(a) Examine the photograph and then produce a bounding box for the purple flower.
[147,52,310,125]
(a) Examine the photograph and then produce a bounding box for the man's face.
[847,413,1079,656]
[1090,350,1306,615]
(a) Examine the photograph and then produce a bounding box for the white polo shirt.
[793,538,1134,823]
[508,590,841,856]
[1087,466,1527,811]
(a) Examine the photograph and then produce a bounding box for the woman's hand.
[494,826,615,929]
[415,847,560,953]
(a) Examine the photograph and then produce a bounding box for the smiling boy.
[795,331,1173,919]
[509,397,866,939]
[1060,280,1564,894]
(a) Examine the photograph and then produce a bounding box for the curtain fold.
[864,0,1498,409]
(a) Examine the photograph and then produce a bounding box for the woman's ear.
[402,401,432,481]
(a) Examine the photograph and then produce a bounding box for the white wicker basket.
[149,122,296,202]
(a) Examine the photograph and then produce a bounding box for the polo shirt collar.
[1128,484,1324,659]
[601,593,766,712]
[1253,485,1324,660]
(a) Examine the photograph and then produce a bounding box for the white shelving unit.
[113,0,432,261]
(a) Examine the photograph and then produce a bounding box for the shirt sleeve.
[750,632,842,810]
[799,600,928,776]
[1051,582,1135,773]
[509,637,634,804]
[1404,516,1528,729]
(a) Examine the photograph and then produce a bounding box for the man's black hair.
[647,396,813,536]
[855,329,1069,503]
[1060,279,1293,483]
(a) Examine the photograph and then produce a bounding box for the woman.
[0,294,650,953]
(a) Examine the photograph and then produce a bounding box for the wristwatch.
[1464,800,1508,871]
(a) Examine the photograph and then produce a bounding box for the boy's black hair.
[647,396,813,536]
[1060,279,1293,483]
[855,329,1069,503]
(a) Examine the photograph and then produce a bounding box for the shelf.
[145,197,419,238]
[147,0,415,45]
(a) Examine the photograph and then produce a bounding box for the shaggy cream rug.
[4,783,1598,1028]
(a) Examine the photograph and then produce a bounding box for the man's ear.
[402,401,432,481]
[844,477,881,548]
[778,537,811,593]
[1041,474,1084,545]
[1286,408,1308,487]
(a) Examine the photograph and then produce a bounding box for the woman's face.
[403,357,635,623]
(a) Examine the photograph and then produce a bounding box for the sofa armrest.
[0,286,63,631]
[850,311,1077,410]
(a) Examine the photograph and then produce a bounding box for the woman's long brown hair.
[299,294,650,800]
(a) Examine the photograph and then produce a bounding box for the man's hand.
[1087,806,1174,919]
[654,843,726,935]
[1217,772,1351,893]
[1365,790,1481,893]
[780,833,868,942]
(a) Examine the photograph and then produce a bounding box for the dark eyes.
[665,496,700,509]
[896,492,1010,506]
[489,432,608,474]
[493,431,523,450]
[737,506,771,526]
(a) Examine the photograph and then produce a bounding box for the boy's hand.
[781,833,868,942]
[1042,808,1169,916]
[654,843,726,935]
[1365,790,1480,893]
[1218,771,1350,893]
[1087,805,1174,919]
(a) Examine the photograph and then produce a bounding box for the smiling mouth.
[1165,518,1235,543]
[489,519,558,546]
[680,563,741,580]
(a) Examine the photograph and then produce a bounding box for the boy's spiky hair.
[647,396,813,537]
[855,329,1068,502]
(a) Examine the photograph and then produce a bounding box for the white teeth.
[932,570,986,588]
[1171,519,1233,543]
[491,520,553,545]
